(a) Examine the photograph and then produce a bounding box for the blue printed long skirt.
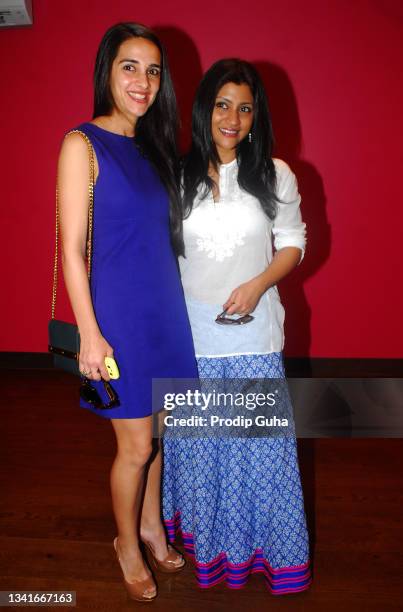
[162,352,312,594]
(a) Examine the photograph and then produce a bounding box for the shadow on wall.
[256,61,331,360]
[153,26,204,152]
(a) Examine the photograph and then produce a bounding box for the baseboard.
[1,352,53,369]
[285,357,403,377]
[1,352,402,377]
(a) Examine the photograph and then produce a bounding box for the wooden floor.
[1,369,402,611]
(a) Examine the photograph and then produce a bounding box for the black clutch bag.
[48,130,95,376]
[48,319,81,376]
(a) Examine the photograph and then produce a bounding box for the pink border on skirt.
[164,511,312,594]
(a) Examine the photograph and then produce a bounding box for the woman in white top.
[163,59,312,595]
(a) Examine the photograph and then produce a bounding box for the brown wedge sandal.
[113,537,157,602]
[142,541,186,574]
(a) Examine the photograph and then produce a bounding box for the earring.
[248,132,252,143]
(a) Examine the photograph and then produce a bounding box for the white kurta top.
[179,158,306,358]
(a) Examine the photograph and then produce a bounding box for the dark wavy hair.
[93,22,183,255]
[183,58,278,220]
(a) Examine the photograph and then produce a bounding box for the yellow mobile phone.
[105,356,120,380]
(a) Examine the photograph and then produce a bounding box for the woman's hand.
[223,248,303,316]
[78,333,114,381]
[223,277,266,316]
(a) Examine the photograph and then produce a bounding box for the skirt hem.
[164,511,312,594]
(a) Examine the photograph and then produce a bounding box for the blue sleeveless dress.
[75,122,198,418]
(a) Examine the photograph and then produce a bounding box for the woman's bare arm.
[223,247,301,315]
[57,133,112,380]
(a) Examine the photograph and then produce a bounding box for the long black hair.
[183,58,278,220]
[93,22,183,255]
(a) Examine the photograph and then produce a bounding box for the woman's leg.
[140,411,183,565]
[110,416,154,588]
[140,439,170,559]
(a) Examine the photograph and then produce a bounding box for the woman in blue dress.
[57,23,197,601]
[163,59,312,594]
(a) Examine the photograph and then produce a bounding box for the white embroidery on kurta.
[195,206,246,262]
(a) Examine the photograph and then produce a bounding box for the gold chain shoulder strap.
[51,129,95,319]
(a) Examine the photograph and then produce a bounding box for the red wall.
[1,0,402,357]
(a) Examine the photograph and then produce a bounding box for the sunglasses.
[80,378,120,410]
[215,310,255,325]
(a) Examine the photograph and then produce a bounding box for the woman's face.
[109,37,161,124]
[211,81,254,162]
